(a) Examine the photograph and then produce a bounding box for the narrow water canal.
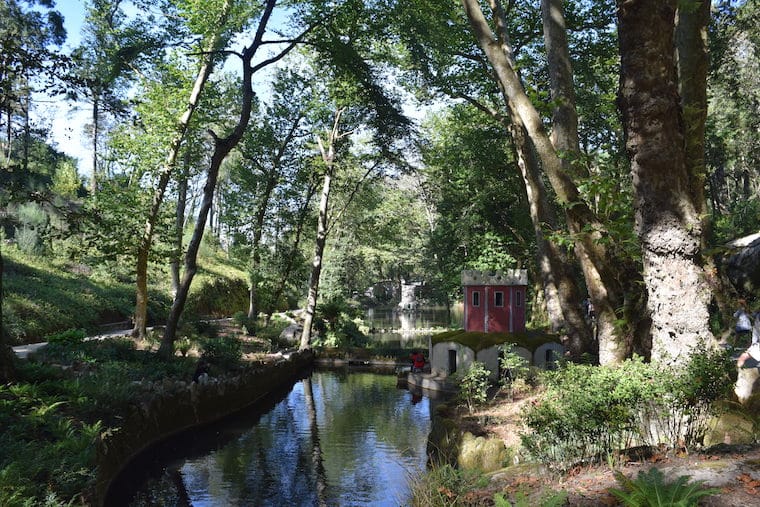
[117,370,435,506]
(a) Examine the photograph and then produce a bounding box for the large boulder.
[458,432,512,472]
[279,323,302,345]
[704,411,756,447]
[724,232,760,295]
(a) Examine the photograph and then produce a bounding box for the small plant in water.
[609,467,720,506]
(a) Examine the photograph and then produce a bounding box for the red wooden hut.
[462,270,528,333]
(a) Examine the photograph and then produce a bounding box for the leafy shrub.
[233,311,256,335]
[662,343,736,447]
[175,338,193,357]
[187,277,248,318]
[1,338,201,505]
[520,347,736,471]
[455,361,491,413]
[313,304,368,349]
[609,467,720,506]
[45,328,86,345]
[256,317,293,351]
[713,196,760,243]
[201,335,243,366]
[14,201,50,256]
[499,344,531,400]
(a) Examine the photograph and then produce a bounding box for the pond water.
[114,370,436,506]
[364,305,463,348]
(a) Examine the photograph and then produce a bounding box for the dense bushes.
[186,277,249,318]
[520,346,736,470]
[313,298,368,348]
[455,361,491,413]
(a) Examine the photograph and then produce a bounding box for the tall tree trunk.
[676,0,710,219]
[508,118,592,357]
[22,81,29,173]
[541,0,583,177]
[300,164,332,351]
[617,0,715,364]
[247,178,275,323]
[91,92,99,194]
[464,0,630,363]
[538,0,599,356]
[160,0,299,355]
[0,245,16,383]
[248,116,303,323]
[4,105,11,165]
[132,1,231,339]
[300,108,349,351]
[160,139,231,356]
[463,0,604,357]
[171,155,189,298]
[676,0,731,322]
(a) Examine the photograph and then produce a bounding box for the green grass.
[2,248,146,344]
[2,244,249,344]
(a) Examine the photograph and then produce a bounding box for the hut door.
[448,349,457,374]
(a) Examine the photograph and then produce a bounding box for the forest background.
[2,0,760,379]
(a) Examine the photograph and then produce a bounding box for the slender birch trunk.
[132,0,233,340]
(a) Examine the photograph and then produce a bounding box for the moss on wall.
[431,330,558,353]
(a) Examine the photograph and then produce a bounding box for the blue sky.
[42,0,87,173]
[56,0,85,49]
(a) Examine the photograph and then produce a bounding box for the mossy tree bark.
[617,0,715,363]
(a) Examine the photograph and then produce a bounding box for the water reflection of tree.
[168,372,430,504]
[304,377,328,506]
[313,372,431,501]
[177,382,321,505]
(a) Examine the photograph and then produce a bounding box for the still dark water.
[118,370,433,506]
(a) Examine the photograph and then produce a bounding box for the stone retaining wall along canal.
[92,351,314,506]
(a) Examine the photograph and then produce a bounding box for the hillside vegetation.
[2,243,249,345]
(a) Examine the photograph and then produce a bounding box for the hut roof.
[431,329,558,353]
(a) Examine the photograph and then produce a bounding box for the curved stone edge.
[90,350,314,506]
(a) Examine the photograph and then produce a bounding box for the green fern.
[609,467,721,506]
